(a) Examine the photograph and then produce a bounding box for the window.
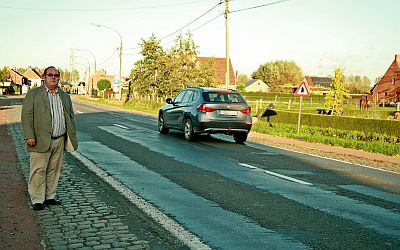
[204,92,245,103]
[174,91,187,103]
[182,90,195,103]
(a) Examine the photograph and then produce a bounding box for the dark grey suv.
[158,87,252,143]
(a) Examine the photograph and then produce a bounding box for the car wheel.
[158,112,169,134]
[184,118,196,141]
[233,132,248,144]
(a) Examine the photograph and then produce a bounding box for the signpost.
[112,79,121,98]
[294,81,310,133]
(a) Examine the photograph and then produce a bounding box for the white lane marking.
[239,163,313,186]
[71,151,211,250]
[252,142,400,175]
[114,123,128,129]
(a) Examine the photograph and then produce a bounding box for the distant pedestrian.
[21,66,78,211]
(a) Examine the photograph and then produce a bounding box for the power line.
[98,48,118,66]
[159,2,222,41]
[191,14,223,33]
[124,2,222,51]
[230,0,291,13]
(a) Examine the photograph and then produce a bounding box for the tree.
[325,68,350,115]
[97,79,111,91]
[251,60,303,92]
[345,75,371,94]
[130,32,216,98]
[167,33,215,89]
[59,68,80,84]
[236,73,249,92]
[130,34,169,97]
[0,67,10,84]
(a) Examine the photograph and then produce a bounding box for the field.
[243,93,398,120]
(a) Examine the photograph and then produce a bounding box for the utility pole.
[119,39,122,101]
[90,23,123,100]
[225,0,230,89]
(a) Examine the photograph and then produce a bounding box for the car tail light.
[240,107,251,114]
[197,103,215,112]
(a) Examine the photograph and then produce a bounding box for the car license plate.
[219,110,237,116]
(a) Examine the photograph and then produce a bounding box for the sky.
[1,0,399,84]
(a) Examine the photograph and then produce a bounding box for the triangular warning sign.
[294,81,310,96]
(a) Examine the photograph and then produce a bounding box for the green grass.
[252,121,400,156]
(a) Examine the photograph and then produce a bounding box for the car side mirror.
[166,98,173,104]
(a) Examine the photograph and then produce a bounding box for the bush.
[259,110,400,137]
[97,79,111,91]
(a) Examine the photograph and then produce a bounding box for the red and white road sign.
[294,81,310,96]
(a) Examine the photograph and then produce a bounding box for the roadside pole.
[294,81,310,134]
[297,96,303,133]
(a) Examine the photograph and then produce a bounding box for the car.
[158,87,252,143]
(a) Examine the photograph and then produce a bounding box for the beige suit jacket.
[21,85,78,152]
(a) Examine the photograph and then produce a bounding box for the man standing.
[21,66,78,211]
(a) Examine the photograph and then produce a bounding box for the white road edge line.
[259,143,399,175]
[239,163,313,186]
[114,123,129,129]
[71,151,211,250]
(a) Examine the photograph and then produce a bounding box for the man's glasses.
[46,73,60,78]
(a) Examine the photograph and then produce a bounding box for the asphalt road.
[72,99,400,249]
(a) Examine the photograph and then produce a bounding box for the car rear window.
[202,92,245,103]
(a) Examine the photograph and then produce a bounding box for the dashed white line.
[114,123,128,129]
[239,163,313,186]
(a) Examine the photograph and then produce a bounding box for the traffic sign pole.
[294,81,310,134]
[297,96,303,134]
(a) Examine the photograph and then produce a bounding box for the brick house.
[8,69,28,94]
[23,68,43,88]
[198,57,236,89]
[370,54,400,104]
[88,69,115,92]
[304,76,332,93]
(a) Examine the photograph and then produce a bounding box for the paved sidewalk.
[0,97,42,249]
[1,96,151,249]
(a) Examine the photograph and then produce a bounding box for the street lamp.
[90,22,123,100]
[74,56,91,96]
[72,48,96,73]
[72,48,97,96]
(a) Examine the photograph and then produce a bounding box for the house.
[9,69,28,94]
[304,76,332,93]
[88,69,115,93]
[370,54,400,104]
[198,57,236,89]
[244,79,269,92]
[23,68,43,88]
[87,69,130,96]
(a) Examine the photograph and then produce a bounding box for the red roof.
[198,57,235,86]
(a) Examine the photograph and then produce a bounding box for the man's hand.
[26,138,36,147]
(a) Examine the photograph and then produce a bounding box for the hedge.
[258,110,400,137]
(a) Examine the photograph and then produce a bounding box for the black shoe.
[32,203,44,210]
[43,199,62,205]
